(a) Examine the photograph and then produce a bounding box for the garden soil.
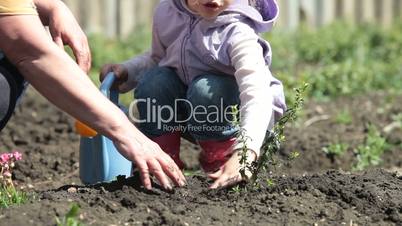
[0,88,401,226]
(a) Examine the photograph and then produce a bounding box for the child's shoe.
[151,132,184,169]
[198,138,236,173]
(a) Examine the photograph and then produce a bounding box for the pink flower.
[3,171,11,178]
[0,153,10,164]
[12,151,22,161]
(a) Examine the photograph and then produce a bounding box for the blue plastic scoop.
[79,72,132,184]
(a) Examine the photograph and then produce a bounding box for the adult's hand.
[35,0,91,73]
[208,149,256,189]
[112,126,187,190]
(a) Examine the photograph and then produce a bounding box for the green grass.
[0,186,28,208]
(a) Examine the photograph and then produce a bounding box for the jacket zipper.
[180,16,198,83]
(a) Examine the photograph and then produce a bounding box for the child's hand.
[99,63,130,92]
[208,149,256,189]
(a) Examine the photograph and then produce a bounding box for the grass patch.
[0,186,28,208]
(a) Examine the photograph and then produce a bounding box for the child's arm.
[120,51,157,91]
[209,32,274,189]
[99,51,156,93]
[230,38,274,157]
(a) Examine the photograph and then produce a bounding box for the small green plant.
[266,178,275,187]
[0,151,27,208]
[230,185,242,194]
[322,143,349,157]
[335,109,352,125]
[56,203,85,226]
[353,124,390,171]
[235,83,308,187]
[288,151,300,160]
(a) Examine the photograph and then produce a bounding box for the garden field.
[0,22,401,225]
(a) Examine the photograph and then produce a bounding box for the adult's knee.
[0,68,22,130]
[0,57,27,130]
[0,72,11,121]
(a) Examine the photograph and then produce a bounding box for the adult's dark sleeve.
[0,55,26,131]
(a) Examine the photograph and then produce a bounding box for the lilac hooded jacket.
[151,0,286,116]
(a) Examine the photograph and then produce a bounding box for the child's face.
[186,0,234,19]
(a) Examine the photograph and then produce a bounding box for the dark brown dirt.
[1,169,402,226]
[0,88,401,226]
[0,88,81,191]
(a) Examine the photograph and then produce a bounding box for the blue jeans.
[134,67,240,141]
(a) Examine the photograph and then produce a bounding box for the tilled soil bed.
[0,88,401,226]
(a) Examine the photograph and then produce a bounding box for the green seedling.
[235,83,308,188]
[230,185,242,194]
[335,109,352,125]
[266,178,275,187]
[56,203,85,226]
[288,151,300,160]
[322,143,349,157]
[353,124,390,171]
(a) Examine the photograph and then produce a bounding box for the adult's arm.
[0,14,185,190]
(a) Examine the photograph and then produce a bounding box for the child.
[100,0,286,188]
